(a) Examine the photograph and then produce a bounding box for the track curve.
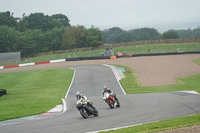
[1,64,200,133]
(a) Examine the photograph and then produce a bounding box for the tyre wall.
[0,89,6,97]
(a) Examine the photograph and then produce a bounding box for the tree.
[19,29,43,56]
[61,26,103,49]
[0,26,20,52]
[102,27,124,43]
[102,27,161,43]
[16,13,29,32]
[162,30,179,39]
[193,28,200,37]
[42,27,64,51]
[0,11,17,27]
[61,26,86,49]
[86,26,103,47]
[24,13,57,31]
[136,32,151,41]
[51,14,70,27]
[129,28,161,41]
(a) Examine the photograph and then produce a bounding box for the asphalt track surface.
[1,65,200,133]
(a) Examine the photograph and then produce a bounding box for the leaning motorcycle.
[76,99,98,118]
[103,92,120,109]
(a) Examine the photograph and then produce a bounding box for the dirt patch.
[1,54,200,86]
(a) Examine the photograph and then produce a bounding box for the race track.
[1,64,200,133]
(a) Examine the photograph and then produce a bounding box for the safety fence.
[0,52,20,61]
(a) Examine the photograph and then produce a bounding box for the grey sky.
[1,0,200,31]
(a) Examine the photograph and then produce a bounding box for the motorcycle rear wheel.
[116,101,120,107]
[93,107,98,116]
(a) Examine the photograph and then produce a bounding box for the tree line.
[0,11,103,57]
[1,11,200,57]
[102,27,200,44]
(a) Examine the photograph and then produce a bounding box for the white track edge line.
[85,122,155,133]
[65,68,76,99]
[103,64,126,95]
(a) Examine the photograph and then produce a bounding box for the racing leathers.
[102,88,118,101]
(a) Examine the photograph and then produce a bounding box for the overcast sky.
[1,0,200,31]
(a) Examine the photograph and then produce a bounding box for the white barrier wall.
[19,63,35,67]
[50,59,65,63]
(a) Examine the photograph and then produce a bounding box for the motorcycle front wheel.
[80,108,88,118]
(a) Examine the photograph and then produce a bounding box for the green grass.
[113,43,200,55]
[0,68,74,121]
[100,114,200,133]
[119,65,200,94]
[193,58,200,65]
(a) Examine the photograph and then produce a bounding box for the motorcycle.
[103,92,120,109]
[76,99,98,118]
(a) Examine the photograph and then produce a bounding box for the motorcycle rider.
[76,91,93,107]
[102,86,118,102]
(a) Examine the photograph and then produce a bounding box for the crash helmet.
[76,91,81,99]
[103,86,108,91]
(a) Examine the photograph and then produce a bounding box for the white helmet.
[76,91,81,99]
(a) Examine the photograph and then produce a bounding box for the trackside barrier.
[4,64,19,69]
[110,56,116,59]
[19,63,35,67]
[35,61,50,65]
[1,59,63,70]
[0,89,7,97]
[50,59,65,63]
[65,56,110,61]
[131,51,200,57]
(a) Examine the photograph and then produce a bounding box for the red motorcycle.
[103,92,120,109]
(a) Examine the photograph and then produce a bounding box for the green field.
[0,68,74,121]
[113,43,200,55]
[1,43,199,66]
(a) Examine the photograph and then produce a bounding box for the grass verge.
[193,58,200,65]
[100,114,200,133]
[0,68,74,121]
[119,65,200,94]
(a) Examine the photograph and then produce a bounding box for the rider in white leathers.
[76,91,93,107]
